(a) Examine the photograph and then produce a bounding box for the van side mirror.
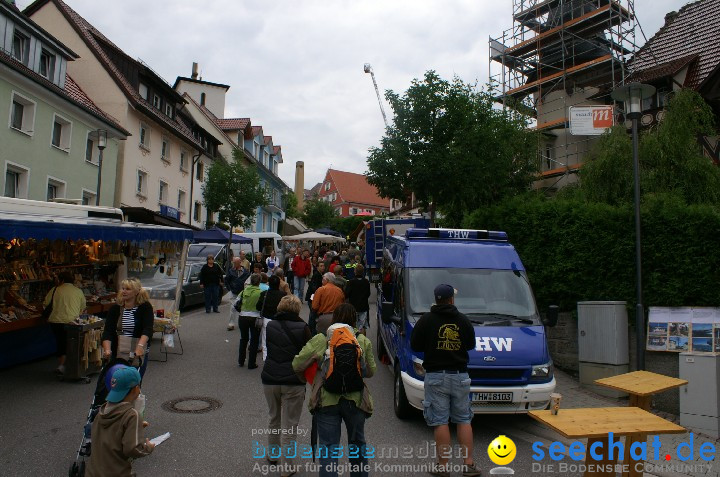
[543,305,559,328]
[381,302,395,324]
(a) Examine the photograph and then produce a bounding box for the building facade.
[318,169,389,217]
[0,1,127,205]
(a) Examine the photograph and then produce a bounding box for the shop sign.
[569,106,614,135]
[160,205,180,220]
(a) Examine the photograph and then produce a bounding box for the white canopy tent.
[282,231,346,243]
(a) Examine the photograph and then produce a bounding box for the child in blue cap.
[87,366,155,477]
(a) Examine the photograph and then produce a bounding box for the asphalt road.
[0,288,571,477]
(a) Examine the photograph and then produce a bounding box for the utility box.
[679,353,720,438]
[577,301,629,398]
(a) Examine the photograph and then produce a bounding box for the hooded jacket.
[86,401,153,477]
[261,311,311,385]
[410,304,476,373]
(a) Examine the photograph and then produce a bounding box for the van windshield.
[407,268,539,321]
[188,244,223,259]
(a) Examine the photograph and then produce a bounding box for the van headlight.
[530,362,553,382]
[412,356,425,377]
[149,289,173,299]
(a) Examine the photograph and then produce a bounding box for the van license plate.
[472,392,512,402]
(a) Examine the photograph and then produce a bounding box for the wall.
[175,80,226,119]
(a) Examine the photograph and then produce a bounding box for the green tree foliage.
[302,195,338,229]
[580,89,720,205]
[202,150,268,231]
[283,191,299,219]
[366,70,538,225]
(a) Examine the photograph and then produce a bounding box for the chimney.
[191,62,199,80]
[664,11,678,26]
[295,161,305,210]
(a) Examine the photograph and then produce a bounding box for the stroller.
[68,356,141,477]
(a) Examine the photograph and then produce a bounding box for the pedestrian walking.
[225,257,249,331]
[261,295,311,477]
[409,284,481,477]
[199,254,224,313]
[312,272,345,335]
[344,264,370,335]
[266,250,280,275]
[291,249,312,301]
[274,268,291,295]
[43,271,86,376]
[251,252,268,273]
[257,275,287,362]
[306,261,326,335]
[238,274,263,369]
[282,248,297,294]
[292,304,376,477]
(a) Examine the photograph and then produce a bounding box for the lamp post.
[94,129,107,206]
[611,82,655,371]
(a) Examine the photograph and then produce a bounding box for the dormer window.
[39,50,56,80]
[139,83,148,100]
[165,104,173,117]
[153,94,161,109]
[12,30,30,65]
[200,92,206,106]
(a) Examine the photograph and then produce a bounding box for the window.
[180,150,188,172]
[139,123,150,149]
[139,83,148,100]
[324,182,330,191]
[161,138,170,162]
[350,207,358,215]
[153,94,161,109]
[9,93,36,135]
[177,189,186,213]
[159,180,168,204]
[12,30,29,65]
[50,114,72,151]
[46,178,66,201]
[39,50,56,80]
[82,190,96,205]
[196,162,204,181]
[253,141,260,159]
[200,92,206,106]
[165,104,173,117]
[4,163,29,199]
[193,201,201,221]
[136,170,147,196]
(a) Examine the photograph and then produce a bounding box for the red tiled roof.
[631,0,720,89]
[0,48,128,135]
[264,136,272,146]
[326,169,389,209]
[26,0,202,149]
[630,54,698,83]
[273,146,281,155]
[252,126,264,137]
[215,118,250,130]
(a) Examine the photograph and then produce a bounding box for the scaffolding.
[489,0,640,190]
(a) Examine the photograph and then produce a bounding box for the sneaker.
[429,462,450,477]
[248,364,258,370]
[227,325,235,331]
[462,463,482,477]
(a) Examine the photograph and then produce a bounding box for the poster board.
[647,307,720,353]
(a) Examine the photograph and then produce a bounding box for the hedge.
[463,195,720,318]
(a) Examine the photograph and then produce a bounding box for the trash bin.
[64,320,104,382]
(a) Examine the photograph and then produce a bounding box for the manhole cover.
[162,397,222,414]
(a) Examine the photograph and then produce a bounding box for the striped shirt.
[120,306,137,336]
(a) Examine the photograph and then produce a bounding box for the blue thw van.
[376,228,558,418]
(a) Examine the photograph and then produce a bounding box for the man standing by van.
[410,284,481,477]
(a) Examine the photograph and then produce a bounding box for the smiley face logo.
[487,435,516,466]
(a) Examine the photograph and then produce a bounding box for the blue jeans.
[316,399,369,477]
[422,371,472,426]
[204,284,220,312]
[293,276,306,300]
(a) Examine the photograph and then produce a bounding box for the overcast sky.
[19,0,689,190]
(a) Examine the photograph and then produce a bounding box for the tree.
[202,149,268,233]
[282,190,299,219]
[580,89,720,205]
[366,70,538,225]
[302,195,338,229]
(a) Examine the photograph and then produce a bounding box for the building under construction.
[489,0,640,190]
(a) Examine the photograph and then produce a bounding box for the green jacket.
[292,328,377,414]
[240,285,262,313]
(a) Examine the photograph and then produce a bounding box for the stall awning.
[193,227,252,244]
[0,217,194,242]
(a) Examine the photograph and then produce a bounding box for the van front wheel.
[376,326,388,361]
[394,363,413,419]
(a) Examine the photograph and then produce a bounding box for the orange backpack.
[323,325,364,394]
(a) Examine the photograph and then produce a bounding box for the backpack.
[322,325,364,394]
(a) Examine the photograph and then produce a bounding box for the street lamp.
[611,82,655,371]
[95,129,107,206]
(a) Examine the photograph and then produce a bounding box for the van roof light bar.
[405,228,508,241]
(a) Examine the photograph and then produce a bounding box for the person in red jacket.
[291,248,312,301]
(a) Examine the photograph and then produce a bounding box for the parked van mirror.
[381,302,395,324]
[544,305,559,327]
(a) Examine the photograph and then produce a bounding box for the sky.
[18,0,691,191]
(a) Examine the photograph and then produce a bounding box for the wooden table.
[529,407,686,477]
[595,371,688,410]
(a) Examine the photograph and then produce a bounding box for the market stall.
[0,214,193,369]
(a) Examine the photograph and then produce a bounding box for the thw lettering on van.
[448,230,470,239]
[437,324,461,351]
[475,337,513,352]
